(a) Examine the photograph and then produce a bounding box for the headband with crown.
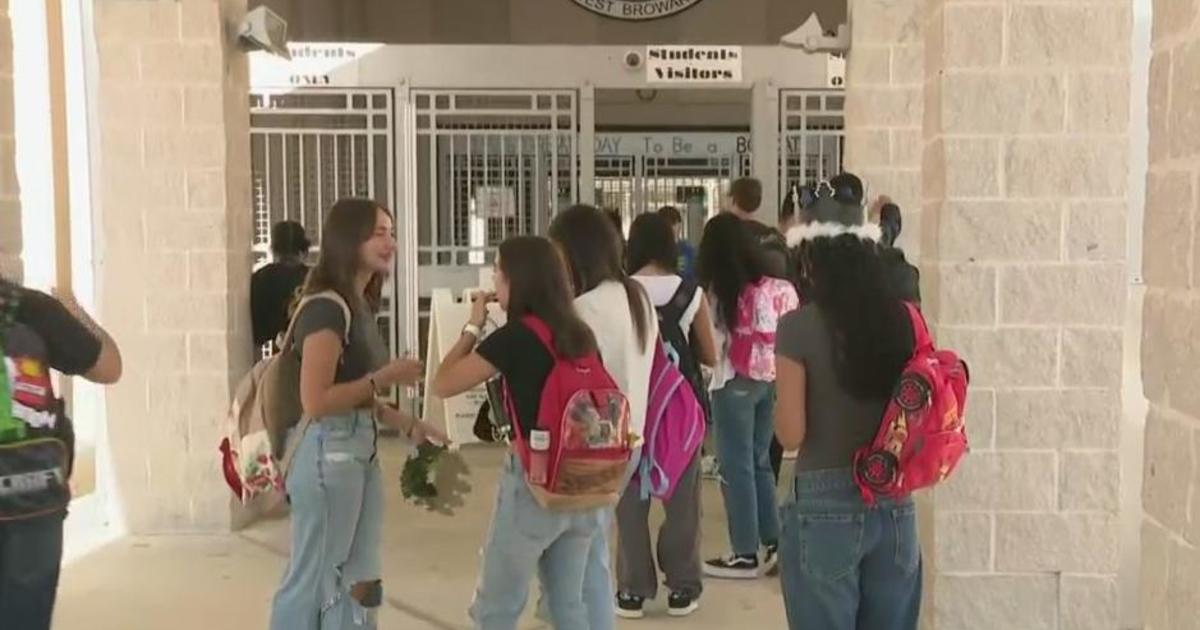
[785,179,881,246]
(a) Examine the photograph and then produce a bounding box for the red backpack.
[505,316,635,511]
[853,304,970,504]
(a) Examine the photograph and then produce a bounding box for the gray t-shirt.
[776,304,900,471]
[292,295,389,383]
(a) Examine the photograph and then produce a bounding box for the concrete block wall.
[93,0,252,533]
[842,0,924,258]
[1140,6,1200,629]
[0,0,17,280]
[846,0,1130,625]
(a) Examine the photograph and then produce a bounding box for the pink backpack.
[853,304,970,504]
[728,277,800,381]
[505,316,635,511]
[634,339,706,501]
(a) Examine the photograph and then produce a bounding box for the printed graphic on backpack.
[853,304,970,504]
[506,316,635,511]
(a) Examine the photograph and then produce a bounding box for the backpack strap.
[658,278,697,333]
[520,315,558,359]
[279,290,353,351]
[904,302,933,352]
[279,415,315,480]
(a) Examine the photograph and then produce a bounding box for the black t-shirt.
[14,287,101,376]
[475,321,554,440]
[251,261,309,347]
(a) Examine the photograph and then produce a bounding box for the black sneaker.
[616,592,645,619]
[668,591,700,617]
[763,543,780,576]
[703,553,760,579]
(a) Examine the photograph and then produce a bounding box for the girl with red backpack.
[774,206,921,629]
[433,236,617,630]
[699,214,799,580]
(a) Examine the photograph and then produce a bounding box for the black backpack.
[656,279,710,423]
[0,280,74,521]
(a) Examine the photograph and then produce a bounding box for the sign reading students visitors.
[646,46,743,83]
[571,0,707,21]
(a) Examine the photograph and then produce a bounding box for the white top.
[632,274,702,340]
[575,280,659,441]
[708,295,737,392]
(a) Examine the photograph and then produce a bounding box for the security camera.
[780,13,850,53]
[622,50,644,70]
[238,6,291,60]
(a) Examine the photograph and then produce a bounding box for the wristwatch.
[462,322,483,339]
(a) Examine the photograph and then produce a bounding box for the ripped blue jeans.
[271,410,382,630]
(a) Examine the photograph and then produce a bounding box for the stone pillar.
[93,0,252,533]
[1139,7,1200,629]
[921,0,1130,628]
[843,0,923,256]
[0,0,18,279]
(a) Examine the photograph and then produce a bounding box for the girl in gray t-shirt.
[772,230,919,630]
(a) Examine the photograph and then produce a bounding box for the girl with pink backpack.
[698,214,799,580]
[614,212,720,619]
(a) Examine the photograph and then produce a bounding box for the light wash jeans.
[536,447,641,630]
[778,468,922,630]
[470,453,605,630]
[271,410,382,630]
[711,377,780,556]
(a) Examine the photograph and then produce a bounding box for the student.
[775,200,919,630]
[698,214,798,580]
[656,205,697,282]
[0,278,122,629]
[433,236,608,630]
[548,205,658,630]
[252,220,312,353]
[614,212,717,618]
[271,198,443,630]
[725,177,789,279]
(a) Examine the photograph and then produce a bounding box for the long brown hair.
[302,198,389,313]
[548,205,651,351]
[499,236,597,359]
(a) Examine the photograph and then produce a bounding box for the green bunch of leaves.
[400,442,446,504]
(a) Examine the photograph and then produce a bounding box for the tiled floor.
[56,441,787,629]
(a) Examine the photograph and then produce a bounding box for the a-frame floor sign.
[422,279,505,448]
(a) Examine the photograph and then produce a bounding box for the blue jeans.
[0,511,64,630]
[471,454,604,630]
[271,410,383,630]
[711,378,780,556]
[779,468,922,630]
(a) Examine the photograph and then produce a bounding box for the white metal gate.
[779,90,846,198]
[409,89,579,360]
[595,153,751,240]
[249,88,398,363]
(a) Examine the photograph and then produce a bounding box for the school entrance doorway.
[247,45,846,413]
